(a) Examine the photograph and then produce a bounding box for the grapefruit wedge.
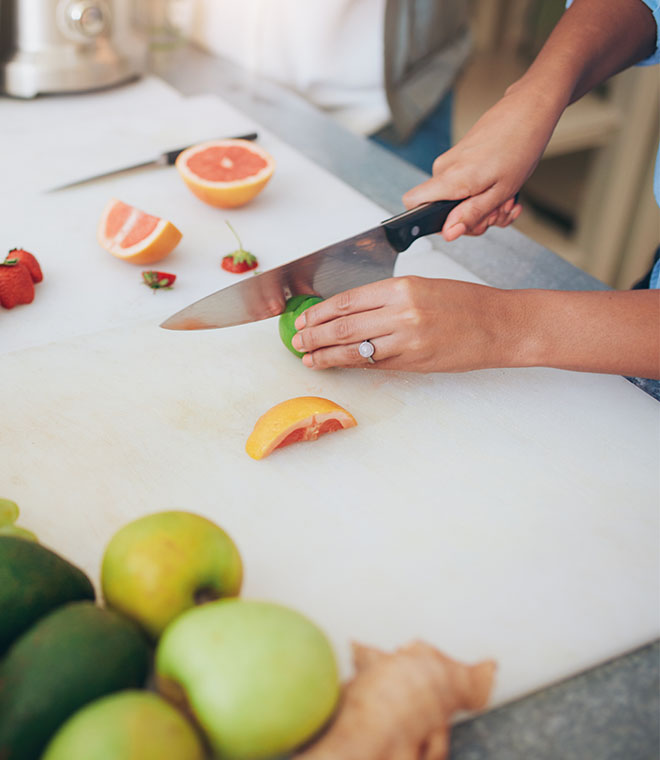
[176,139,275,208]
[97,199,182,265]
[246,396,357,460]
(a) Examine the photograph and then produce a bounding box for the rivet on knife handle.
[381,200,465,252]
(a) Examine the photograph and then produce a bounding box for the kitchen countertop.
[147,45,660,760]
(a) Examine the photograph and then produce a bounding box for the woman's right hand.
[403,77,566,240]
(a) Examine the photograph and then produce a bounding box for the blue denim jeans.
[369,90,454,175]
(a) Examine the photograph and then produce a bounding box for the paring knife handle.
[381,199,465,252]
[161,132,259,165]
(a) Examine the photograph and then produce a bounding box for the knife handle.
[381,199,465,252]
[161,132,259,165]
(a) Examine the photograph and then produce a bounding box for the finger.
[402,170,468,209]
[492,209,513,228]
[302,335,399,370]
[492,202,522,229]
[420,728,449,760]
[494,205,512,226]
[442,184,511,239]
[464,218,490,237]
[402,175,442,209]
[442,221,467,241]
[294,281,391,330]
[292,311,392,354]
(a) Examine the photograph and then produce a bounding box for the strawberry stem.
[224,221,257,265]
[225,220,243,251]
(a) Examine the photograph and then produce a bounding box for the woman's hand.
[402,0,658,243]
[402,77,567,241]
[291,276,516,373]
[293,281,660,379]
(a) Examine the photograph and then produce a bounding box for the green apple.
[42,690,204,760]
[0,498,19,526]
[156,599,340,759]
[101,511,243,639]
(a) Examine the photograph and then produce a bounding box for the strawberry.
[0,258,35,309]
[221,254,259,274]
[142,271,176,290]
[222,220,258,274]
[8,248,43,283]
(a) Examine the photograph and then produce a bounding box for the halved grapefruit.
[246,396,357,460]
[97,199,182,265]
[175,139,275,208]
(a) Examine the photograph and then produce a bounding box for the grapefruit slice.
[97,199,182,265]
[175,139,275,208]
[246,396,357,460]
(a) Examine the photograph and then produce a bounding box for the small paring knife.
[160,199,464,332]
[46,132,259,192]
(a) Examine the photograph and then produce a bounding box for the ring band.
[358,340,376,363]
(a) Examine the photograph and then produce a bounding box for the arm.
[291,0,660,379]
[403,0,657,239]
[292,279,660,379]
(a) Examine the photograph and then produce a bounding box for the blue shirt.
[636,0,660,286]
[635,0,660,208]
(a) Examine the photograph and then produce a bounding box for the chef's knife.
[161,199,463,331]
[46,132,259,192]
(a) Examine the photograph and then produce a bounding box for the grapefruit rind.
[175,139,275,209]
[97,199,182,265]
[246,396,357,460]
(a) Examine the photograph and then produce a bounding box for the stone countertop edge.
[149,44,660,760]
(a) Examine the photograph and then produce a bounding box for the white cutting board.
[2,77,449,355]
[2,318,659,708]
[1,79,659,710]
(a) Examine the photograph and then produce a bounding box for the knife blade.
[160,199,463,331]
[45,132,259,192]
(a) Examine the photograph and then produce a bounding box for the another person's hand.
[291,276,514,372]
[402,78,565,241]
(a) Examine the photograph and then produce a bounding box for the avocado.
[0,601,151,760]
[0,525,38,542]
[0,537,95,654]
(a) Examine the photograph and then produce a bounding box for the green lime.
[0,499,19,527]
[0,524,38,542]
[278,295,323,358]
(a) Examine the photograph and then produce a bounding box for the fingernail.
[291,333,303,351]
[294,314,306,329]
[302,353,313,368]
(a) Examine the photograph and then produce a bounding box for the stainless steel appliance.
[0,0,147,97]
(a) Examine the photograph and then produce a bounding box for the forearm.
[500,288,660,379]
[511,0,656,108]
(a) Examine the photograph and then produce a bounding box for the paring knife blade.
[46,132,259,192]
[160,199,463,331]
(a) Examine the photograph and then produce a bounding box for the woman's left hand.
[291,276,514,373]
